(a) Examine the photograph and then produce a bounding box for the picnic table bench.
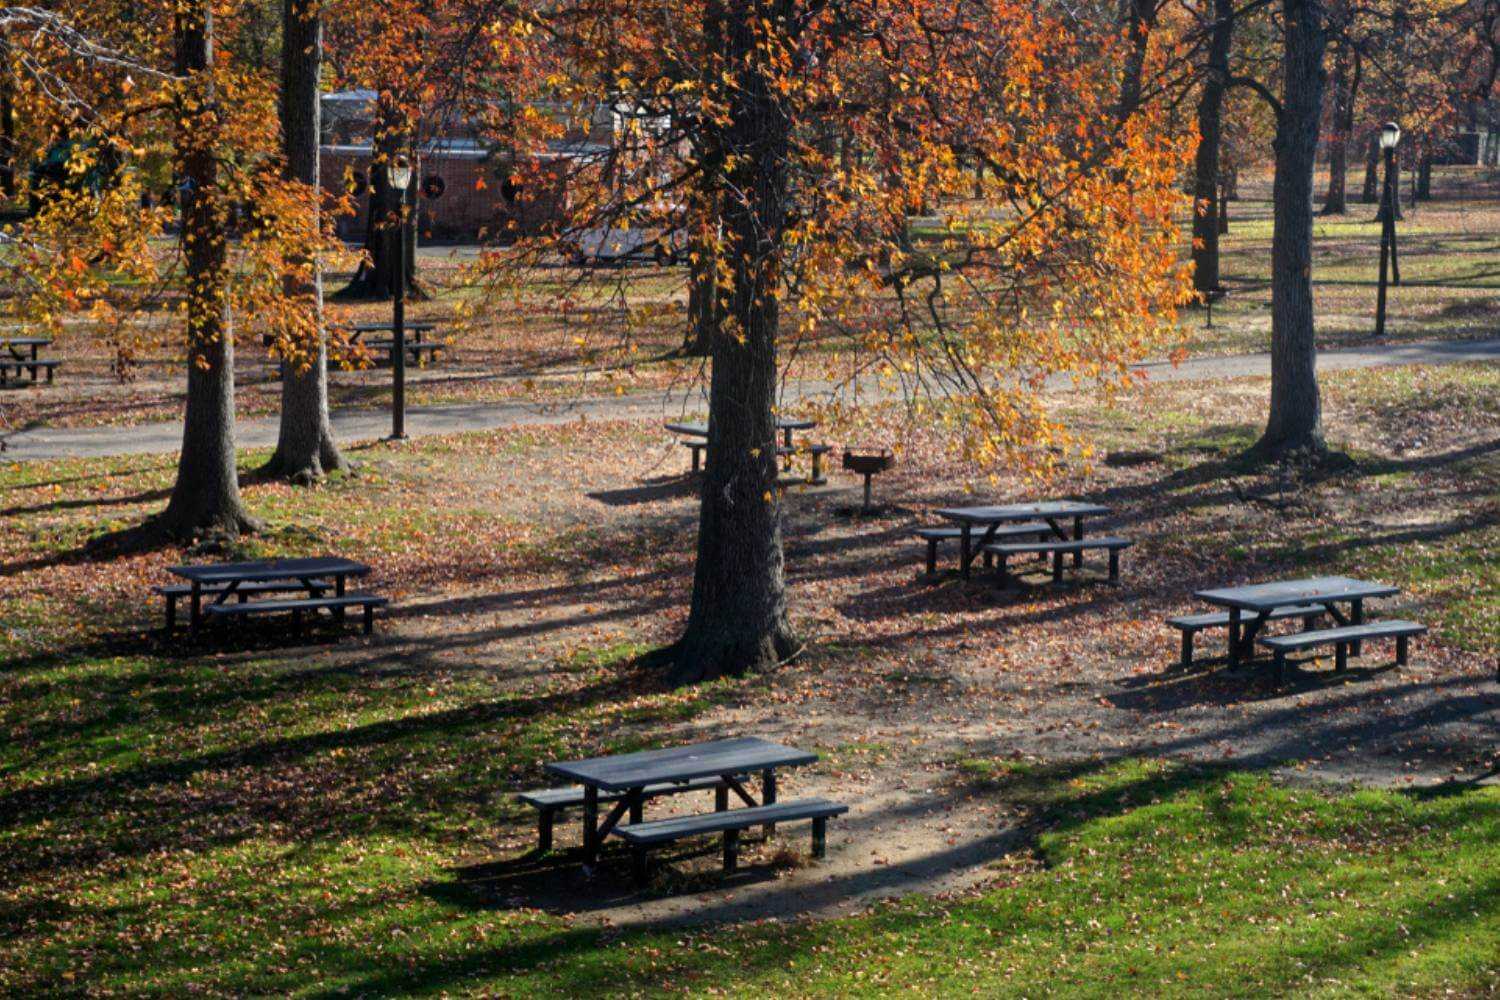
[532,737,843,886]
[1190,576,1422,683]
[666,419,823,480]
[914,523,1051,575]
[984,535,1131,588]
[163,557,386,637]
[1166,603,1325,668]
[262,322,443,367]
[929,501,1117,580]
[1,337,60,386]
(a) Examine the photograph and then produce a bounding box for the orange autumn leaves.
[474,0,1197,476]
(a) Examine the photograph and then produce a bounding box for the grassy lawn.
[2,746,1496,995]
[2,360,1497,995]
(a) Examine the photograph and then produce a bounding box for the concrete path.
[3,336,1496,462]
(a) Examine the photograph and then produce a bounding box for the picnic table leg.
[334,575,347,625]
[762,769,777,837]
[1227,607,1241,668]
[959,525,973,579]
[1350,598,1364,657]
[1072,516,1084,567]
[190,582,203,637]
[628,788,644,826]
[723,828,740,873]
[582,785,599,868]
[538,807,555,852]
[715,781,729,812]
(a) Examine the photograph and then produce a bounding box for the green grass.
[3,749,1496,996]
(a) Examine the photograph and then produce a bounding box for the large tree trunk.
[1360,133,1380,203]
[158,0,259,539]
[1415,147,1432,200]
[335,94,419,300]
[1257,0,1328,457]
[264,0,345,482]
[681,244,717,356]
[1319,44,1356,214]
[1117,0,1156,123]
[671,0,796,685]
[1191,0,1234,295]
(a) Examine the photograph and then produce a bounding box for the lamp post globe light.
[386,154,412,440]
[1375,122,1401,338]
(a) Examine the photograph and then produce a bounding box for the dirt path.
[4,336,1497,461]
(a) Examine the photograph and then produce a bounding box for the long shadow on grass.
[331,761,1245,995]
[0,655,690,878]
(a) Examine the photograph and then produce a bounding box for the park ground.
[1,170,1498,995]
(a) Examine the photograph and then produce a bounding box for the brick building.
[318,90,608,243]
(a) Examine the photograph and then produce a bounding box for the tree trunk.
[264,0,345,483]
[681,245,717,356]
[158,0,259,539]
[1117,0,1156,123]
[0,47,15,200]
[1191,0,1234,295]
[1360,134,1380,203]
[1416,148,1432,200]
[334,95,419,301]
[1319,43,1354,214]
[671,0,796,685]
[1258,0,1328,457]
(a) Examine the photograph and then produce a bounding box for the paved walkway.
[4,337,1497,462]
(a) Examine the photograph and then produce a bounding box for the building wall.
[319,147,569,243]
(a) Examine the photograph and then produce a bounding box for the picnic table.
[545,736,819,868]
[1193,575,1399,668]
[167,556,372,635]
[2,336,52,363]
[933,500,1111,578]
[345,321,438,343]
[665,418,821,475]
[1,336,59,385]
[665,418,815,451]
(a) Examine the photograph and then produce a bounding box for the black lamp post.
[386,154,412,440]
[1374,122,1401,338]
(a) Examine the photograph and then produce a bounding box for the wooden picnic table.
[1194,575,1399,668]
[546,736,818,867]
[934,500,1111,578]
[665,418,815,451]
[168,556,371,635]
[2,336,52,362]
[345,321,438,343]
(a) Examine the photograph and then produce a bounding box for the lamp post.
[1374,122,1400,339]
[386,154,412,440]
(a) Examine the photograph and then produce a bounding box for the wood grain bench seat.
[913,523,1049,575]
[1258,620,1427,683]
[203,592,388,634]
[616,797,848,886]
[153,579,334,631]
[1166,604,1325,668]
[517,776,737,852]
[983,536,1132,587]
